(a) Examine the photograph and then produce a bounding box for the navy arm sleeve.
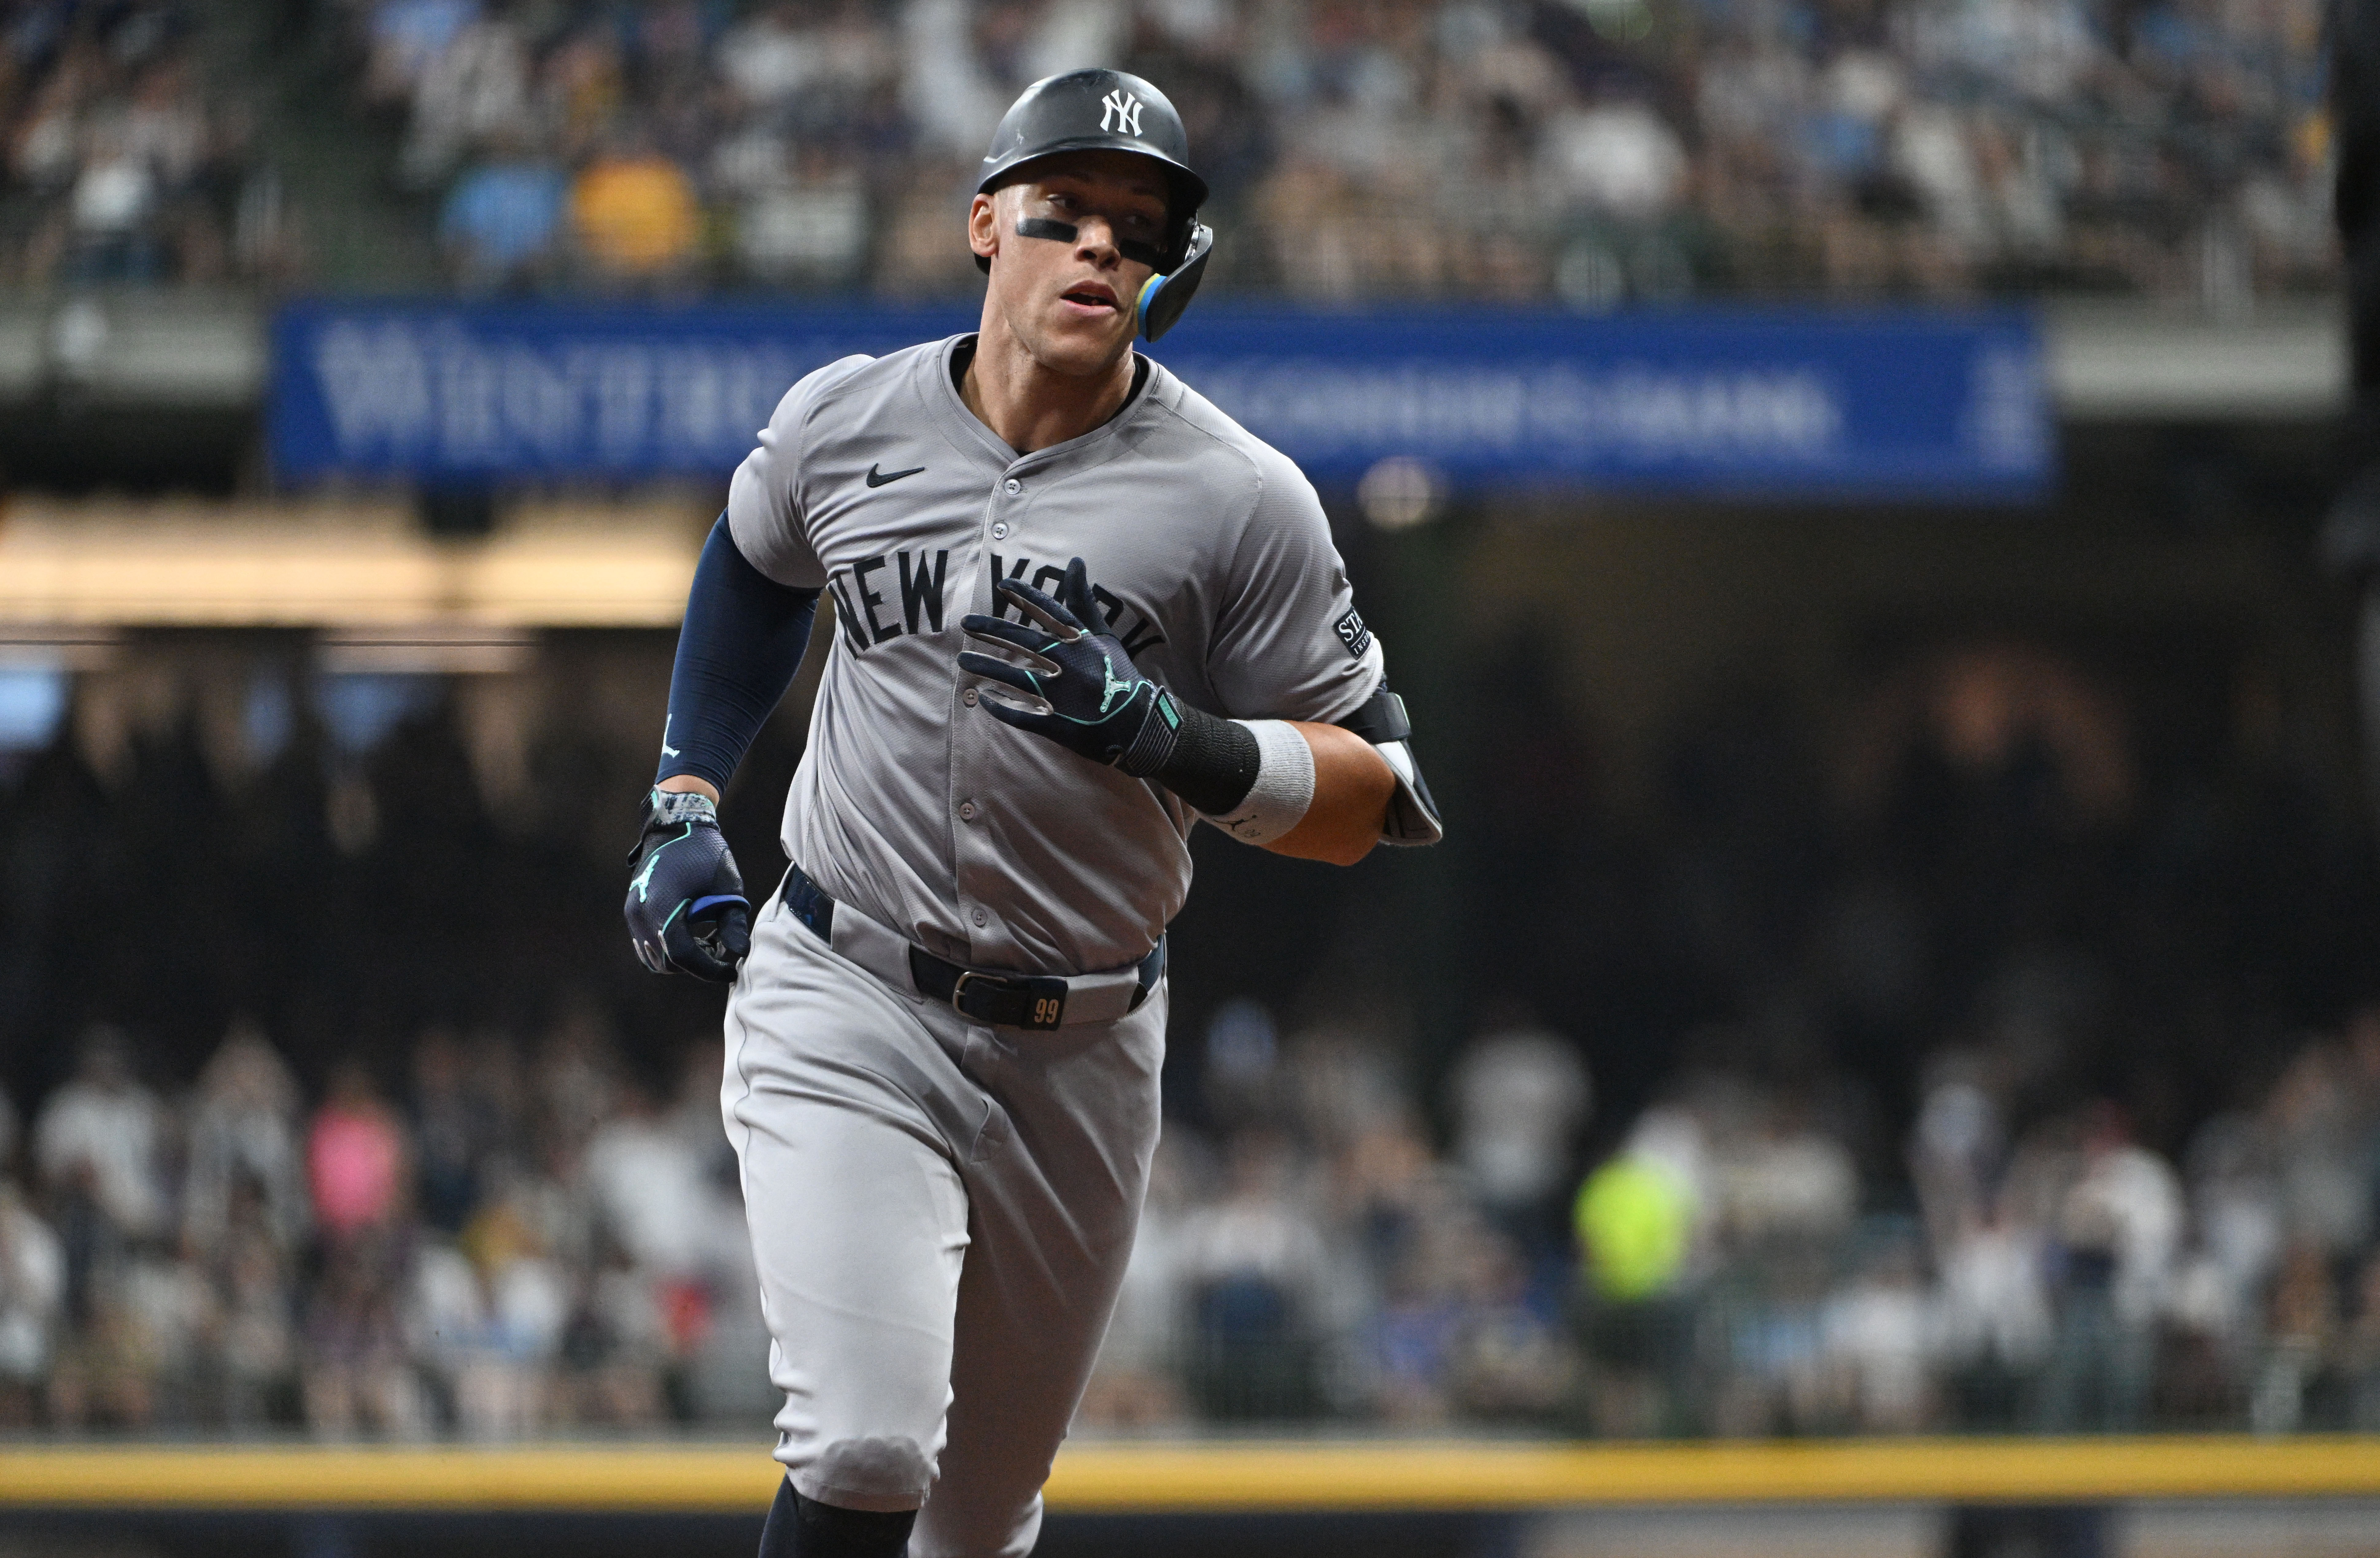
[656,515,820,790]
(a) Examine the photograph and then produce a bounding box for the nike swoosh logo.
[865,463,926,488]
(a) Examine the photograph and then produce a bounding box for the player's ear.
[969,192,1000,267]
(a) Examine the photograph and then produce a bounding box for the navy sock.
[758,1477,917,1558]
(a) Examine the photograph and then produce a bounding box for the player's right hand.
[624,788,751,982]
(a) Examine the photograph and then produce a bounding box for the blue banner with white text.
[271,302,2050,500]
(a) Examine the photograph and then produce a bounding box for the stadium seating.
[0,0,2339,300]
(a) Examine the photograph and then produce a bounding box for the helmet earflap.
[1136,223,1212,341]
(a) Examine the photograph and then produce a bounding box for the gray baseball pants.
[720,881,1166,1558]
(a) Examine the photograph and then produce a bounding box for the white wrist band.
[1202,719,1314,844]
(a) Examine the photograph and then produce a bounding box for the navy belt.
[778,863,1164,1031]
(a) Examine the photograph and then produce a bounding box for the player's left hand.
[958,556,1181,776]
[624,788,751,982]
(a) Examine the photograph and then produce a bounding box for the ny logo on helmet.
[1100,90,1142,136]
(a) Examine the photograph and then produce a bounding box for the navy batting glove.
[624,788,751,982]
[958,557,1182,775]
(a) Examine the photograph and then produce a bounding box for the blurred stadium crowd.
[0,0,297,286]
[1090,999,2380,1437]
[4,947,2380,1439]
[0,0,2341,300]
[0,1019,774,1434]
[0,624,2374,1438]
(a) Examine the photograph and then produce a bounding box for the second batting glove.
[958,557,1183,775]
[624,788,750,982]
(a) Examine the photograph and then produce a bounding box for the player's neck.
[959,318,1137,455]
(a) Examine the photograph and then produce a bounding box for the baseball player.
[623,69,1441,1558]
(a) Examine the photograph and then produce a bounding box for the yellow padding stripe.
[2,1438,2379,1513]
[1051,1437,2380,1510]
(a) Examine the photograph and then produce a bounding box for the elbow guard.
[1335,682,1443,846]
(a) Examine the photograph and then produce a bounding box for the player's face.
[972,152,1169,376]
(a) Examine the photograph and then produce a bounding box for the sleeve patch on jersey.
[1334,608,1373,660]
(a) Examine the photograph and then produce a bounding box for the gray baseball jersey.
[726,333,1389,977]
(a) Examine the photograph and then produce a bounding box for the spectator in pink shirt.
[308,1063,409,1241]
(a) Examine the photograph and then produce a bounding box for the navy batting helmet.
[973,68,1214,341]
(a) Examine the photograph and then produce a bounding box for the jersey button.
[958,801,977,821]
[1004,478,1022,495]
[971,908,989,927]
[962,687,978,707]
[990,521,1009,540]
